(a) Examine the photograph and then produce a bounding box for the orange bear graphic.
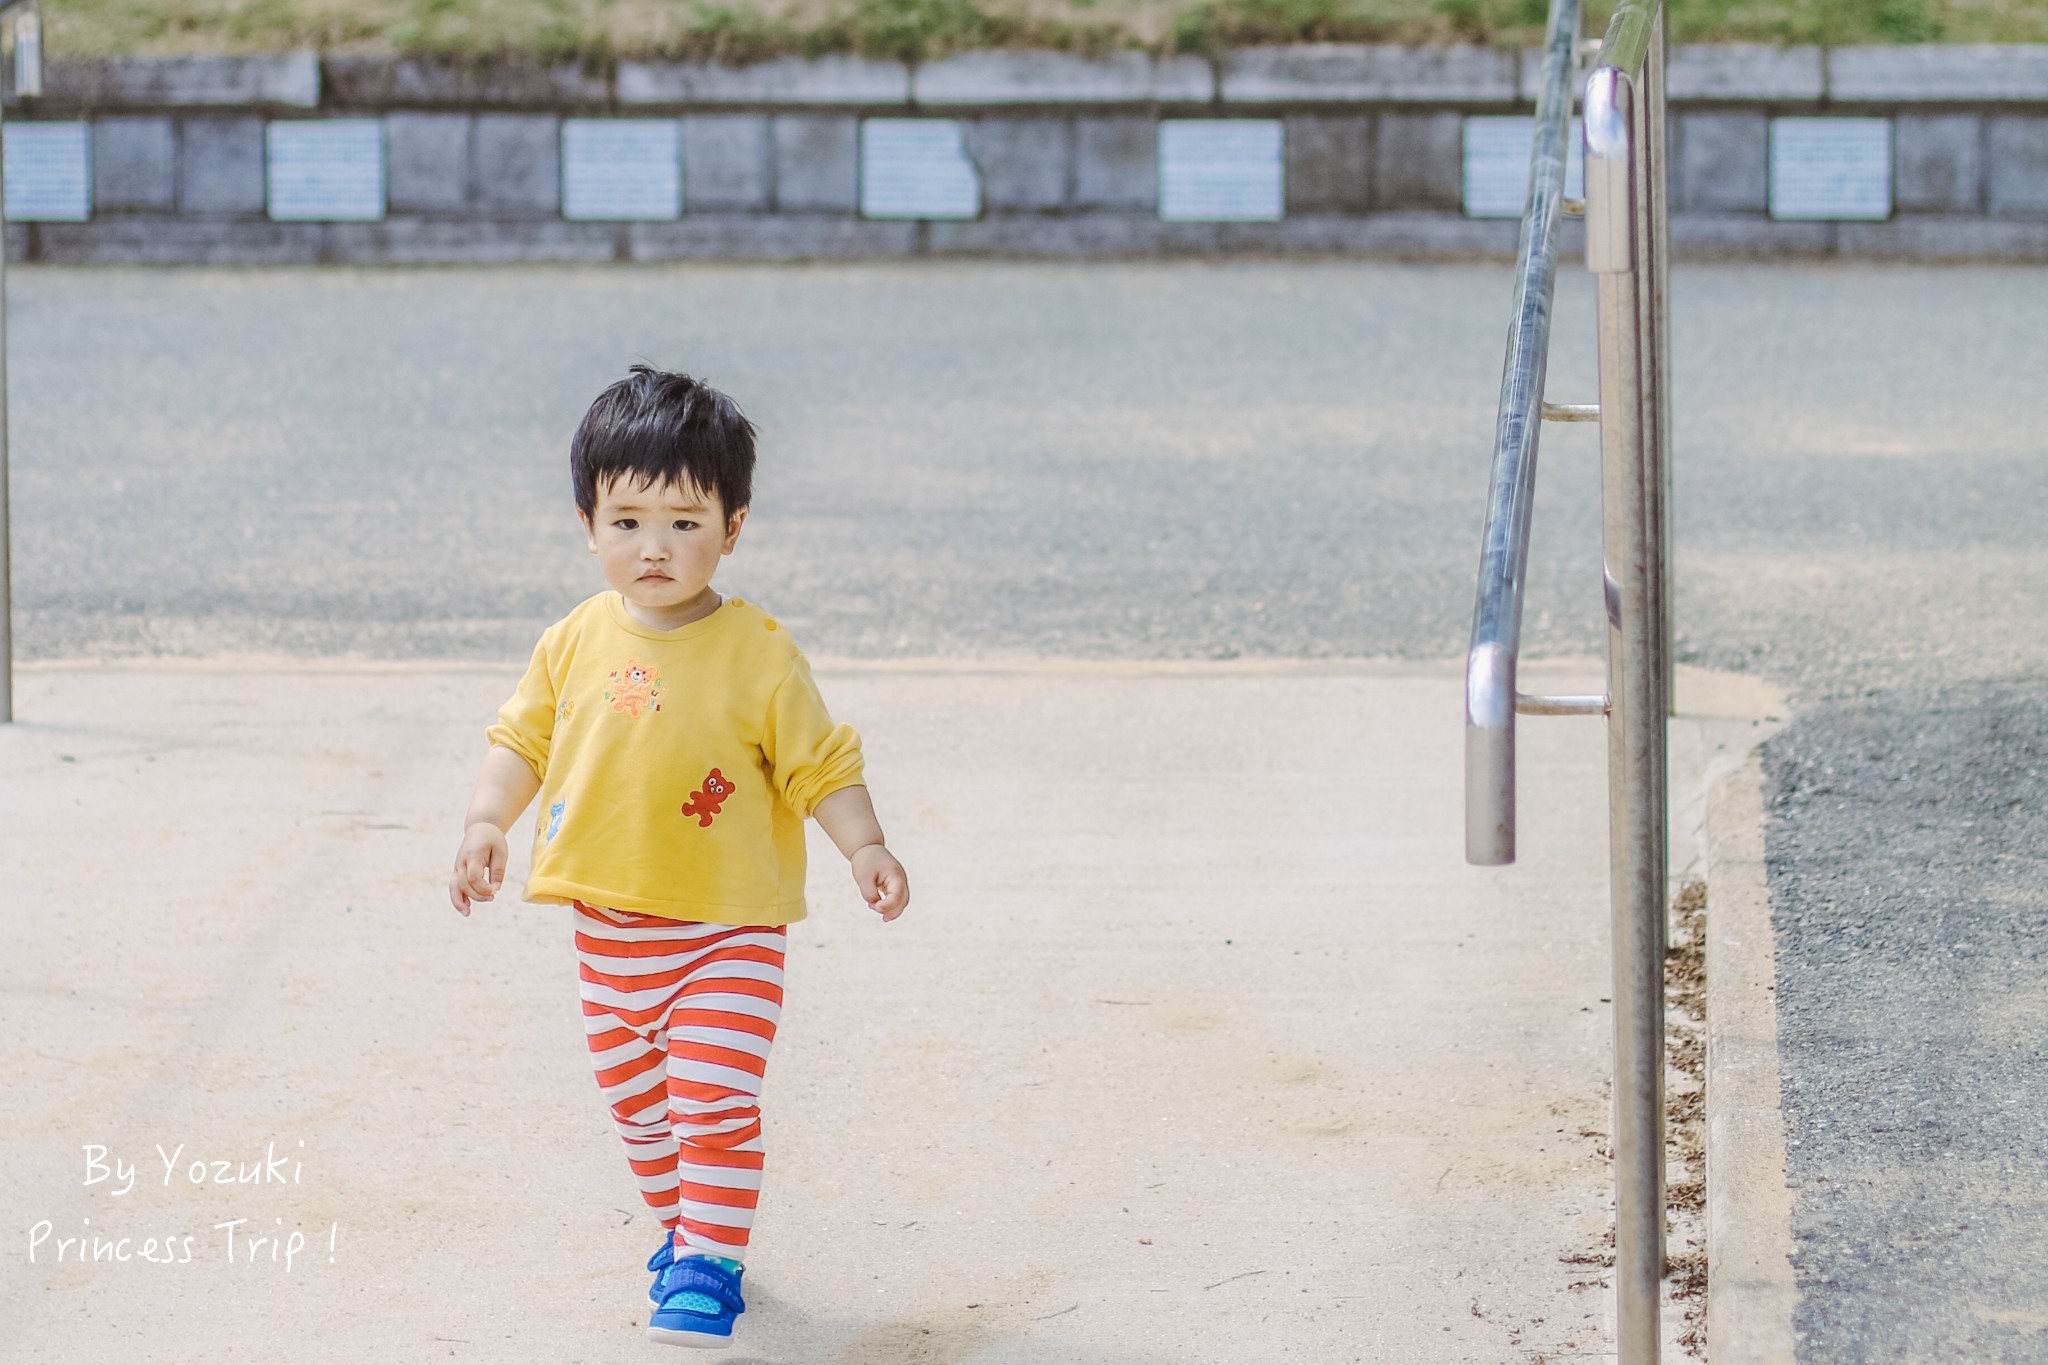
[681,768,735,827]
[605,659,663,718]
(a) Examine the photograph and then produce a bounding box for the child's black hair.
[571,366,756,523]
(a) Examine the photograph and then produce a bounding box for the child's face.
[580,474,746,628]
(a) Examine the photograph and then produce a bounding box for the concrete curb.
[1220,43,1518,104]
[44,51,321,110]
[912,50,1214,106]
[27,44,2048,117]
[1827,44,2048,102]
[1702,754,1800,1364]
[619,55,912,108]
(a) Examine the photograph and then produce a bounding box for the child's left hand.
[851,844,909,921]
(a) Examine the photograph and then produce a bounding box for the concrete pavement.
[0,658,1763,1362]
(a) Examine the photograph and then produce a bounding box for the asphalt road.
[7,261,2048,1360]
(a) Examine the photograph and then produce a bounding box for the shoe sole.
[647,1324,734,1349]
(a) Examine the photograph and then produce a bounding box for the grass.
[45,0,2048,65]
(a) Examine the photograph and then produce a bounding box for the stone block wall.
[4,44,2047,264]
[91,116,175,211]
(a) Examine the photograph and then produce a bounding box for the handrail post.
[0,62,13,725]
[1588,54,1668,1365]
[1466,2,1672,1354]
[1643,10,1673,721]
[0,0,35,726]
[1650,13,1673,720]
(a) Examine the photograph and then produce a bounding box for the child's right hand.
[449,823,509,916]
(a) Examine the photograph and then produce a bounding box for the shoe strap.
[657,1258,746,1314]
[646,1238,676,1274]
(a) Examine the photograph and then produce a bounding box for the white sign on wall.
[3,121,89,222]
[267,120,385,221]
[1158,120,1283,222]
[1770,118,1891,221]
[861,120,980,220]
[1463,116,1585,219]
[563,120,682,221]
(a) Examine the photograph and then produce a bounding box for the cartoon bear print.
[605,659,663,718]
[681,768,735,828]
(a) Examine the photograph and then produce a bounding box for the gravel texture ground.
[1767,685,2048,1360]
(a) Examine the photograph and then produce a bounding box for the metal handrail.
[1463,0,1585,867]
[1464,0,1673,1359]
[0,0,42,725]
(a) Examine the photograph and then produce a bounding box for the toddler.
[448,366,909,1349]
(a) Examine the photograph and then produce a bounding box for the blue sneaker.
[648,1253,746,1349]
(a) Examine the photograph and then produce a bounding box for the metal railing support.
[0,71,11,724]
[1467,0,1672,1357]
[1650,13,1675,721]
[1587,3,1671,1357]
[0,0,37,725]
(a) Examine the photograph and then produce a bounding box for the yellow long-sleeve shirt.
[486,591,863,924]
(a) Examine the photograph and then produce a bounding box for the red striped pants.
[573,902,786,1264]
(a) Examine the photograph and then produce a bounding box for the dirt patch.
[1665,877,1709,1355]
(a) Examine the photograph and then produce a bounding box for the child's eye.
[674,520,697,531]
[613,519,637,530]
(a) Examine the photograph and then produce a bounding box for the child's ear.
[577,509,598,553]
[722,506,748,554]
